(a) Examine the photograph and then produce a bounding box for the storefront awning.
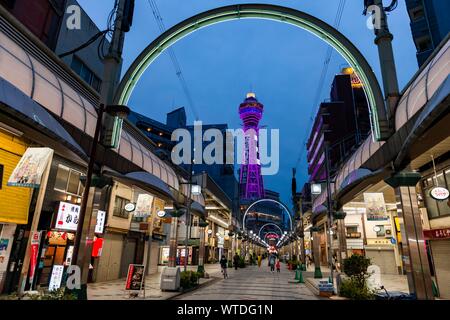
[103,170,175,202]
[0,77,87,161]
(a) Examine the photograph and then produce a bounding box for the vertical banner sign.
[135,194,154,218]
[95,210,106,234]
[363,193,389,221]
[29,231,41,285]
[49,265,64,291]
[7,148,54,188]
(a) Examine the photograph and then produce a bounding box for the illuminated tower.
[238,93,265,201]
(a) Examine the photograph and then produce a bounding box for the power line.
[294,0,347,170]
[147,0,199,120]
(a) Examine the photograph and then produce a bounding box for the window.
[54,165,84,196]
[71,56,102,92]
[410,6,425,21]
[113,196,129,219]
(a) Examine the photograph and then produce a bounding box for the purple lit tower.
[238,93,265,201]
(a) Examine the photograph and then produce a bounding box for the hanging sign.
[124,203,136,212]
[430,187,450,201]
[134,194,154,218]
[7,147,53,188]
[49,265,64,291]
[364,193,389,221]
[95,210,106,234]
[55,202,80,231]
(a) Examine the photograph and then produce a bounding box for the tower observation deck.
[238,93,265,201]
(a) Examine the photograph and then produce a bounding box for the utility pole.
[366,0,400,123]
[71,0,133,299]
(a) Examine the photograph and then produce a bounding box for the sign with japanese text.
[134,194,154,218]
[7,147,53,188]
[95,210,106,234]
[29,231,41,284]
[430,187,450,201]
[364,193,389,221]
[49,265,64,291]
[423,227,450,240]
[55,202,80,231]
[125,264,145,291]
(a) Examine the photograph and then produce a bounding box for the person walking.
[220,255,228,279]
[233,253,240,270]
[257,254,262,268]
[276,259,281,273]
[269,255,276,273]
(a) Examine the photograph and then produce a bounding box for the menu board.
[125,264,145,291]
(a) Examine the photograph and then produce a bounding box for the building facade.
[406,0,450,66]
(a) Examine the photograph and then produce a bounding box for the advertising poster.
[363,193,389,221]
[134,194,154,218]
[7,147,53,188]
[29,231,41,284]
[49,265,64,291]
[125,264,145,291]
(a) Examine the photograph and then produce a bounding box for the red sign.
[29,231,41,284]
[125,264,145,291]
[423,228,450,240]
[92,238,104,257]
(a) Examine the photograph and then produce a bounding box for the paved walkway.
[175,261,319,300]
[87,265,221,300]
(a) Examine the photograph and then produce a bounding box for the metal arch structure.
[258,223,284,239]
[242,198,293,232]
[115,4,391,141]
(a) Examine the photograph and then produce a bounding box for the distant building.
[406,0,450,66]
[128,108,239,202]
[0,0,67,50]
[1,0,111,92]
[307,67,370,182]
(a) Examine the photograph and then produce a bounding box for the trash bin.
[160,266,181,291]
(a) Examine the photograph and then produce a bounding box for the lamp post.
[324,143,335,286]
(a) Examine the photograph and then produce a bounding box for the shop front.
[419,160,450,299]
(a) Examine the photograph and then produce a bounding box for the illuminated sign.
[430,187,449,201]
[124,203,136,212]
[55,202,80,231]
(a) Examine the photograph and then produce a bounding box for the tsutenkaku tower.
[238,93,265,201]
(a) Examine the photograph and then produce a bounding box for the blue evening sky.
[77,0,418,205]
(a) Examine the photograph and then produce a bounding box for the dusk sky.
[77,0,418,205]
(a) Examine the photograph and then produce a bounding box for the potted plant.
[339,255,375,300]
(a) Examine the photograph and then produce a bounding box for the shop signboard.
[125,264,145,291]
[363,193,389,221]
[423,227,450,240]
[95,210,106,234]
[29,231,41,285]
[49,265,64,291]
[430,187,450,201]
[7,147,53,188]
[55,202,80,231]
[134,194,154,218]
